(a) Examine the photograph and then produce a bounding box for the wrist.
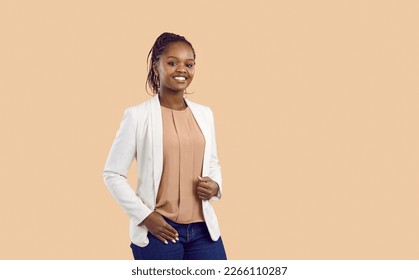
[139,212,154,226]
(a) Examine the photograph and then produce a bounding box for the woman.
[102,32,227,260]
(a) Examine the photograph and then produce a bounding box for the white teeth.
[174,77,186,81]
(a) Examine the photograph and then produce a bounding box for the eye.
[186,63,194,68]
[168,61,176,66]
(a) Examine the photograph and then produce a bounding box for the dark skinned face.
[154,42,195,95]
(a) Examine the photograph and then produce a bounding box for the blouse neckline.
[160,105,189,112]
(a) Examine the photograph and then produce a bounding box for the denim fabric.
[130,217,227,260]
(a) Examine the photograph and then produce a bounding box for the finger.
[154,234,169,244]
[197,185,210,191]
[197,186,211,195]
[198,176,211,182]
[198,191,211,199]
[164,223,179,239]
[159,231,177,243]
[198,181,210,189]
[198,190,210,199]
[197,193,208,200]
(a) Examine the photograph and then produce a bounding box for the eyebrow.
[166,56,195,61]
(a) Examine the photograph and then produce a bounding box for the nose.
[176,65,187,73]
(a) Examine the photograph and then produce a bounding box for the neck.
[158,91,187,110]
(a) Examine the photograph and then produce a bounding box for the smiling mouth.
[173,76,186,81]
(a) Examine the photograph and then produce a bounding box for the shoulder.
[117,98,154,129]
[123,97,153,116]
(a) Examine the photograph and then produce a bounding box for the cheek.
[188,69,195,79]
[160,71,172,81]
[157,64,170,78]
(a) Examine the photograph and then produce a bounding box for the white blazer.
[103,94,223,247]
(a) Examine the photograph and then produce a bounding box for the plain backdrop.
[1,0,418,259]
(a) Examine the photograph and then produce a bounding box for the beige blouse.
[154,105,205,224]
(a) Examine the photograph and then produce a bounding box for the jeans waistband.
[163,216,206,227]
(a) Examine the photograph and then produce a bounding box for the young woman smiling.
[103,32,227,260]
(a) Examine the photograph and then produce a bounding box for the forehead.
[162,42,195,59]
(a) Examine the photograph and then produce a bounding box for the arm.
[102,107,152,226]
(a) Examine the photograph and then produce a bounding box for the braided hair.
[146,32,196,96]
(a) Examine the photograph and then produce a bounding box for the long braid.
[145,32,196,96]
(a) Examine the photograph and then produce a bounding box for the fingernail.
[176,237,179,241]
[171,239,176,243]
[164,241,168,245]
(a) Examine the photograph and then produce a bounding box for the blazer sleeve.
[208,108,223,201]
[102,107,153,225]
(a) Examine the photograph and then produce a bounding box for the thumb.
[198,176,206,181]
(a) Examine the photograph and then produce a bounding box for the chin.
[173,86,189,93]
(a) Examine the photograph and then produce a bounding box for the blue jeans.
[130,217,227,260]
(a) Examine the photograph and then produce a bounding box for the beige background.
[1,0,418,259]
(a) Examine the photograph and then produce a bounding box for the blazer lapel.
[184,97,211,177]
[150,94,163,200]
